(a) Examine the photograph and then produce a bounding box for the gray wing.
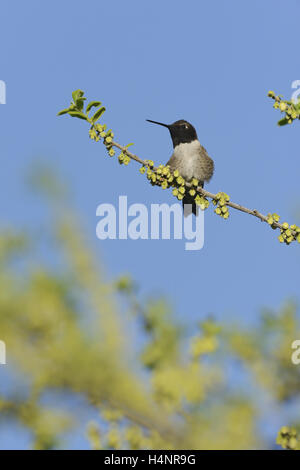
[166,153,178,171]
[199,145,214,182]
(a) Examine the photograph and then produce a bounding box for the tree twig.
[58,90,300,245]
[111,140,295,235]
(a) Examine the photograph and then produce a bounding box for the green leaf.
[277,117,289,126]
[76,97,86,111]
[86,101,102,114]
[68,111,87,120]
[91,107,106,123]
[124,143,134,149]
[72,89,84,103]
[57,108,70,116]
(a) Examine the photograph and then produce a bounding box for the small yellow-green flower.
[279,102,287,112]
[89,128,97,140]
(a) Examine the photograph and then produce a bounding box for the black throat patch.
[168,120,198,147]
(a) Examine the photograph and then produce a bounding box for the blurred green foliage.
[0,171,300,450]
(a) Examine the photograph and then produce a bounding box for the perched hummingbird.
[146,119,214,216]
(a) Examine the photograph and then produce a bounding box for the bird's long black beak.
[146,119,170,129]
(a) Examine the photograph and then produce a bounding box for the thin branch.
[58,90,300,245]
[111,140,295,235]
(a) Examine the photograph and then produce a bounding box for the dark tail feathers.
[182,195,198,217]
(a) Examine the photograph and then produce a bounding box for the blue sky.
[0,0,300,449]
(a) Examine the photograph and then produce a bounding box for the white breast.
[173,140,201,181]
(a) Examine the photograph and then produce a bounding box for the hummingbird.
[146,119,214,216]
